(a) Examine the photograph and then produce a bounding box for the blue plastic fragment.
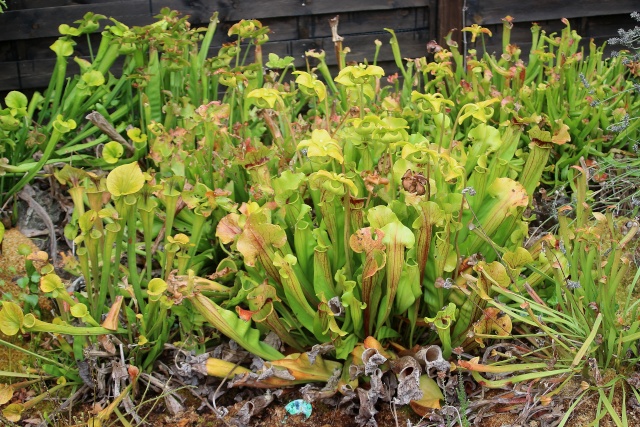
[285,399,312,419]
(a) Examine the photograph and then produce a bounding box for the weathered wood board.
[0,0,436,92]
[1,0,637,93]
[462,1,638,57]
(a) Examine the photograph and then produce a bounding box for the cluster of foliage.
[0,9,639,425]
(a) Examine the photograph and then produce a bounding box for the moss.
[0,229,39,380]
[0,228,38,301]
[0,228,54,315]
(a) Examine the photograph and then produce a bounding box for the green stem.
[139,210,155,282]
[25,315,122,336]
[50,56,69,119]
[3,126,67,204]
[187,212,206,266]
[342,189,352,279]
[127,208,144,311]
[469,368,572,388]
[98,222,119,316]
[110,198,130,305]
[520,143,552,197]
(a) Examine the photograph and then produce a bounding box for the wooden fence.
[463,0,638,55]
[0,0,436,92]
[0,1,638,93]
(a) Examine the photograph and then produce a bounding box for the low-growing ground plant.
[605,11,640,148]
[455,165,640,425]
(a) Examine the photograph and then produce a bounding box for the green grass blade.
[598,387,623,427]
[557,390,589,427]
[571,313,602,367]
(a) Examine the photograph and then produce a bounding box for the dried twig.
[18,184,58,263]
[211,354,249,427]
[85,111,135,155]
[329,16,344,70]
[35,385,90,427]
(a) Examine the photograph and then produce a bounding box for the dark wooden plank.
[15,36,83,61]
[2,7,429,63]
[467,0,639,26]
[13,54,133,90]
[291,30,431,68]
[212,15,300,44]
[298,7,429,39]
[4,30,431,91]
[0,1,438,91]
[289,38,323,67]
[152,0,429,21]
[258,17,300,42]
[16,57,61,89]
[420,4,438,42]
[0,2,151,41]
[477,14,638,56]
[204,6,433,50]
[205,6,432,46]
[438,0,463,45]
[583,14,638,40]
[6,0,120,10]
[0,41,17,62]
[335,31,431,65]
[0,62,20,92]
